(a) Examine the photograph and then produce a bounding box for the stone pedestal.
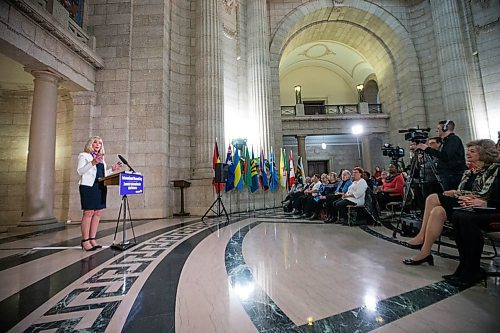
[358,102,369,115]
[295,104,305,116]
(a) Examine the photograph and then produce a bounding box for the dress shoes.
[308,213,318,221]
[402,254,434,266]
[324,218,335,224]
[404,242,423,250]
[293,209,302,215]
[442,273,460,281]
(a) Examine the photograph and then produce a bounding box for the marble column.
[19,70,61,227]
[430,0,475,141]
[247,0,272,153]
[193,0,224,179]
[361,135,372,174]
[296,135,307,177]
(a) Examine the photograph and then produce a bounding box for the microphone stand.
[111,157,137,251]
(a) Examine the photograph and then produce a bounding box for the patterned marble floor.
[0,209,499,332]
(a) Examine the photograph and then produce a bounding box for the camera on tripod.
[381,143,405,163]
[398,127,430,144]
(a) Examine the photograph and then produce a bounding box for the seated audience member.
[326,167,368,224]
[302,174,329,220]
[445,179,499,286]
[376,163,405,210]
[290,176,311,214]
[374,166,382,185]
[403,139,499,266]
[283,178,304,211]
[363,171,377,191]
[293,175,320,215]
[325,170,352,221]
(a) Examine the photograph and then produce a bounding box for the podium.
[172,180,191,216]
[99,171,143,251]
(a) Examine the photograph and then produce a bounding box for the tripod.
[112,195,137,251]
[202,184,229,223]
[392,150,444,238]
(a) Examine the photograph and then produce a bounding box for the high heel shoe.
[404,242,423,250]
[81,239,96,251]
[402,254,434,266]
[88,237,102,249]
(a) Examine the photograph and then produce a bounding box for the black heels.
[404,242,423,250]
[81,239,96,251]
[89,237,102,249]
[403,254,434,266]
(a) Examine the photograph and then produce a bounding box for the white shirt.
[346,178,368,206]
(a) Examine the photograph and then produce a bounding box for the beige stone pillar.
[247,0,272,153]
[430,0,475,141]
[361,135,372,174]
[193,0,224,179]
[19,70,61,228]
[296,135,307,177]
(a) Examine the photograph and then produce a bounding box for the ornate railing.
[281,104,384,116]
[368,104,383,113]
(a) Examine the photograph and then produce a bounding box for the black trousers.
[325,194,342,216]
[376,193,402,211]
[451,210,500,279]
[332,199,355,220]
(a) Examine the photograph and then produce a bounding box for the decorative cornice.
[222,0,238,15]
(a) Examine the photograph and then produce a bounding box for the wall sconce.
[294,85,302,104]
[356,84,364,103]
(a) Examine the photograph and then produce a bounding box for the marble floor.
[0,209,499,332]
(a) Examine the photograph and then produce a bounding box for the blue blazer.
[336,179,352,193]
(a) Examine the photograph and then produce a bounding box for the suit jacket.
[77,152,111,186]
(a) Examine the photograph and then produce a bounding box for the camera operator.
[416,120,466,191]
[420,137,443,198]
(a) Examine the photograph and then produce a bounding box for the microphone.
[118,154,136,173]
[118,154,129,165]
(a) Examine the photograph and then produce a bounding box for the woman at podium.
[77,136,122,251]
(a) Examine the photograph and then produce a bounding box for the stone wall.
[0,90,31,225]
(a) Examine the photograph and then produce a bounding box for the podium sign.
[119,173,144,196]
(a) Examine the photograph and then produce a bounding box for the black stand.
[173,180,191,216]
[202,185,229,223]
[112,195,137,251]
[392,151,443,238]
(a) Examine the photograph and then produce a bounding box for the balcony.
[281,103,383,116]
[12,0,103,69]
[280,103,389,136]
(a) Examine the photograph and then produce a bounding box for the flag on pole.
[269,148,279,192]
[225,145,235,192]
[212,141,224,192]
[280,148,287,188]
[288,150,295,188]
[296,156,304,184]
[244,146,252,191]
[233,148,243,191]
[251,148,260,192]
[259,149,269,191]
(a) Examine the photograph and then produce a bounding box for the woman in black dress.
[77,136,122,251]
[403,139,499,265]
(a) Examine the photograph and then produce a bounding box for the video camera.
[381,143,405,160]
[398,127,430,144]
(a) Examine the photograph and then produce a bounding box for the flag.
[251,148,260,192]
[225,145,235,192]
[244,146,252,191]
[259,149,269,191]
[212,141,224,192]
[296,156,304,184]
[233,148,243,190]
[280,148,287,188]
[288,150,295,188]
[269,148,279,192]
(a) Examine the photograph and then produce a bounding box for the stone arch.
[269,0,426,144]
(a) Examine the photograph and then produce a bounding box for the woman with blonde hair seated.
[403,139,499,265]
